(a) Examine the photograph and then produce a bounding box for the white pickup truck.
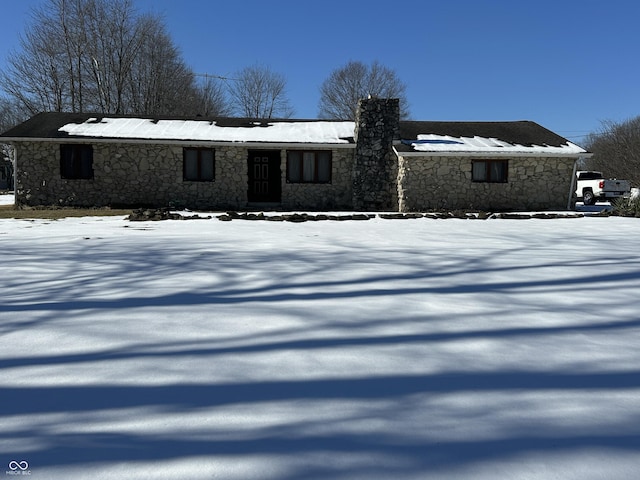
[575,171,631,205]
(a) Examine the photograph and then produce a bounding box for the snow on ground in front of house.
[0,192,14,205]
[1,213,639,480]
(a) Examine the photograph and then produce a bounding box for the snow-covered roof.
[57,117,356,144]
[398,134,586,155]
[1,113,589,157]
[0,112,356,145]
[395,120,588,157]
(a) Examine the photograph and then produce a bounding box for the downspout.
[567,158,579,210]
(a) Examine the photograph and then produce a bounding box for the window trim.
[472,159,508,183]
[286,150,332,184]
[60,144,94,180]
[183,147,215,182]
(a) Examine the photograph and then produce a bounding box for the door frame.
[247,150,282,203]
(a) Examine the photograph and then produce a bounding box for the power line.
[565,134,590,139]
[194,73,238,82]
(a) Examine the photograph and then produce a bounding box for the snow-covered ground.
[0,192,14,205]
[1,207,639,479]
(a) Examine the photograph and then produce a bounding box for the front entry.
[247,150,281,203]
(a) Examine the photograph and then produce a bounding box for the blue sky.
[1,0,639,146]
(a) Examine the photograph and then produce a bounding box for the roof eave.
[2,137,356,149]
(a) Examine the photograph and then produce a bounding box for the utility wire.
[194,73,238,81]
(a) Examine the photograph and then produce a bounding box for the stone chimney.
[352,97,400,211]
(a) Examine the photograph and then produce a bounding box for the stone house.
[0,98,589,211]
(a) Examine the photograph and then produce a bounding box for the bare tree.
[0,97,28,166]
[1,1,70,114]
[0,97,29,132]
[124,14,199,116]
[318,60,410,120]
[228,65,293,119]
[191,76,232,117]
[585,117,640,185]
[81,0,149,113]
[1,0,204,116]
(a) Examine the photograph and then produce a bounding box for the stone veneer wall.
[14,141,355,210]
[281,148,354,210]
[352,97,400,211]
[397,155,576,211]
[15,141,248,208]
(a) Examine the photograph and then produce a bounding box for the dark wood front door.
[248,150,281,203]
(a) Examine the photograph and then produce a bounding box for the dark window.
[577,171,603,180]
[286,151,331,183]
[472,160,508,183]
[60,144,93,179]
[184,148,215,181]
